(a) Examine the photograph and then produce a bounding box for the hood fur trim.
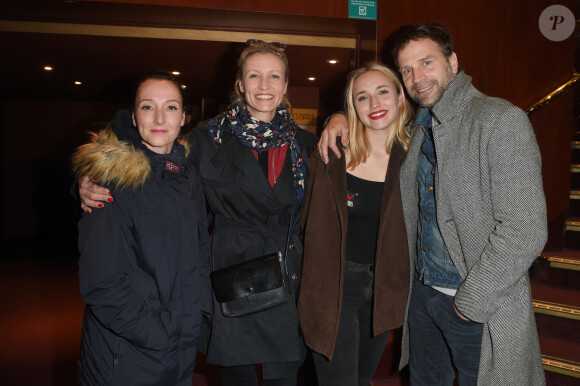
[72,128,150,191]
[178,136,190,159]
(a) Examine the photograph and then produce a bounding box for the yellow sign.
[291,108,317,127]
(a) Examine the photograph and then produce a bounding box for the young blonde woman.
[298,63,412,385]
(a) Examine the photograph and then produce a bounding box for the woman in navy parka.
[72,72,211,385]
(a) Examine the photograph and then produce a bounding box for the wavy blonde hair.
[344,63,412,169]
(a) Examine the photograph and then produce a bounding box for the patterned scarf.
[207,102,306,201]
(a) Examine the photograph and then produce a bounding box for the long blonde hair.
[344,63,412,169]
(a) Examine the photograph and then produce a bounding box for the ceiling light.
[181,84,187,89]
[308,77,316,81]
[43,66,53,71]
[326,59,339,64]
[172,71,181,75]
[74,81,82,85]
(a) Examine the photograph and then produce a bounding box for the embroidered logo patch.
[165,160,180,173]
[347,191,358,208]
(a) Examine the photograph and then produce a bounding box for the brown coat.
[298,142,410,360]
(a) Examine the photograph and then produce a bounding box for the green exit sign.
[348,0,377,20]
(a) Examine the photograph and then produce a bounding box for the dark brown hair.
[132,70,186,111]
[391,23,455,68]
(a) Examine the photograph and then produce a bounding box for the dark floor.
[0,254,406,385]
[3,250,577,385]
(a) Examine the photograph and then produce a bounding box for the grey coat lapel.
[400,125,422,262]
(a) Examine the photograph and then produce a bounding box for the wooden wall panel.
[531,96,572,249]
[83,0,350,18]
[377,0,573,107]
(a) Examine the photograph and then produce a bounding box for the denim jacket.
[414,108,462,290]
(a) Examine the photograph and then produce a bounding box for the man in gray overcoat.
[320,23,547,386]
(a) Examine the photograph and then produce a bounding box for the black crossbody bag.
[210,199,297,318]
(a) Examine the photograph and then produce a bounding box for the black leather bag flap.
[211,252,286,303]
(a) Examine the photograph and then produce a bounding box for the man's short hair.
[391,23,455,67]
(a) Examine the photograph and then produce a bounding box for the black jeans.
[408,277,483,386]
[312,260,390,386]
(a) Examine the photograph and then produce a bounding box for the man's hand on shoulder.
[317,113,349,164]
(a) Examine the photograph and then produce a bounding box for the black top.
[345,172,384,265]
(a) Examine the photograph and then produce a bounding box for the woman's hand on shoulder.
[79,175,112,214]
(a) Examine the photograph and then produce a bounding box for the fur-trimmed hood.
[72,127,189,191]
